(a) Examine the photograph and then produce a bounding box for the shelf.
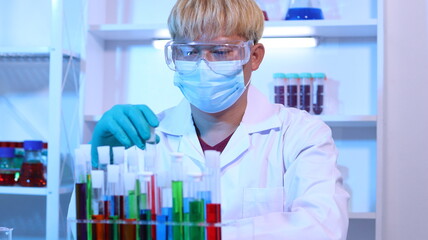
[0,46,80,58]
[349,212,376,220]
[0,184,74,196]
[89,19,377,41]
[320,115,377,127]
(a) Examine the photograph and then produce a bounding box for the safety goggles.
[164,40,253,75]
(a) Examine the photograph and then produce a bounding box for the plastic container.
[273,73,286,105]
[286,73,299,108]
[285,0,324,20]
[299,73,312,113]
[0,147,17,186]
[312,73,326,115]
[18,140,47,187]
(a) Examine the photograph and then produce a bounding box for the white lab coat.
[155,85,349,240]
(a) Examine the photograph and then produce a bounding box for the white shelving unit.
[81,0,382,239]
[0,0,83,239]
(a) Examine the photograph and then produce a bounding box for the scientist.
[91,0,349,239]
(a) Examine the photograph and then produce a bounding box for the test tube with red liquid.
[286,73,299,108]
[204,150,222,240]
[312,73,326,115]
[74,148,88,240]
[299,73,312,113]
[18,140,46,187]
[273,73,286,105]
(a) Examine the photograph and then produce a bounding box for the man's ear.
[251,43,265,71]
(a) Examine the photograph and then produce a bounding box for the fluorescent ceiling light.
[259,37,318,48]
[152,39,171,50]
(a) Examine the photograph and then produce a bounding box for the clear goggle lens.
[165,40,253,75]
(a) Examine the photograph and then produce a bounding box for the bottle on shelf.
[286,73,299,108]
[273,73,287,105]
[299,72,312,113]
[312,72,326,115]
[285,0,324,20]
[0,147,18,186]
[18,140,47,187]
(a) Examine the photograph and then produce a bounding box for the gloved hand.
[90,104,159,168]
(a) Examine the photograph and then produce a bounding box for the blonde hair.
[168,0,264,43]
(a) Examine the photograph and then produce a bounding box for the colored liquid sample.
[0,172,16,186]
[109,215,120,240]
[156,215,167,240]
[75,183,88,240]
[140,209,152,240]
[274,86,285,104]
[313,85,324,114]
[172,181,184,240]
[206,204,221,240]
[287,85,298,108]
[86,175,93,239]
[299,85,311,112]
[285,8,324,20]
[92,214,105,240]
[18,162,46,187]
[123,219,137,240]
[189,200,204,240]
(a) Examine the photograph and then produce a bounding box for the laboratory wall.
[381,1,428,239]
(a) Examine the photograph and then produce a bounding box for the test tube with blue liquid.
[157,171,173,240]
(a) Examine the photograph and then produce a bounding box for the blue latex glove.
[91,104,159,168]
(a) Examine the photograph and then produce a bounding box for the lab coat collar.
[157,85,282,168]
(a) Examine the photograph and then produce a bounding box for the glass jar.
[18,140,47,187]
[0,147,17,186]
[285,0,324,20]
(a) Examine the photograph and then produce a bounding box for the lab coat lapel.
[220,124,250,169]
[157,99,206,166]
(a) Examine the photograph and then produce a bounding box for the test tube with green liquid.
[187,172,205,240]
[171,152,185,240]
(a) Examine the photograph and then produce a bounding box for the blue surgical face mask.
[173,60,250,113]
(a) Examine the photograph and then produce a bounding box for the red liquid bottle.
[0,147,18,186]
[18,140,47,187]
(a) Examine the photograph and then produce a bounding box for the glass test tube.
[171,152,185,240]
[204,150,222,240]
[157,171,173,240]
[124,172,137,240]
[273,73,286,105]
[312,72,326,115]
[74,148,88,240]
[299,73,312,113]
[145,128,159,240]
[91,170,105,240]
[106,164,120,240]
[81,144,93,239]
[138,172,154,240]
[286,73,299,108]
[188,173,205,240]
